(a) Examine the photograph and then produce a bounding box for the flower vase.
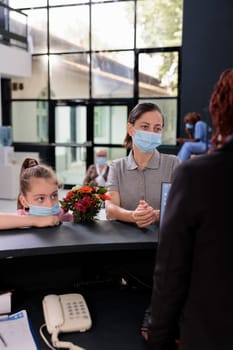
[60,184,110,224]
[72,211,95,224]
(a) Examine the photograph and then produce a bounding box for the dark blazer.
[148,137,233,350]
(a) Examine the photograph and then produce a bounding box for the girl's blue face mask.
[28,203,60,216]
[185,123,194,129]
[132,129,162,153]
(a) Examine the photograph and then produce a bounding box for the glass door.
[92,104,129,165]
[55,104,89,187]
[55,102,130,187]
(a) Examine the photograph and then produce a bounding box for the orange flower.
[67,190,74,198]
[99,193,111,200]
[79,186,94,194]
[59,183,110,223]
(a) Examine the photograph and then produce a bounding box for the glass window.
[50,53,90,99]
[139,52,179,98]
[94,106,127,145]
[49,5,89,53]
[12,101,49,143]
[55,146,86,186]
[23,9,48,54]
[9,0,47,8]
[12,56,48,99]
[55,105,87,186]
[49,0,86,5]
[8,0,183,181]
[55,105,87,144]
[92,52,134,98]
[91,0,110,2]
[92,1,134,50]
[136,0,183,48]
[8,7,27,49]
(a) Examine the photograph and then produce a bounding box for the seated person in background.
[83,149,109,186]
[177,111,210,161]
[105,102,180,340]
[17,157,72,222]
[0,213,60,230]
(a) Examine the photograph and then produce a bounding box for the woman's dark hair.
[17,157,60,209]
[209,68,233,150]
[123,102,164,149]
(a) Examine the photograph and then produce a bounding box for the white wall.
[0,44,31,79]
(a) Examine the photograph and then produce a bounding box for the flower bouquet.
[59,184,110,223]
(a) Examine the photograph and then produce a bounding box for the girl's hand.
[33,215,61,227]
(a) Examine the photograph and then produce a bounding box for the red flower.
[59,183,110,223]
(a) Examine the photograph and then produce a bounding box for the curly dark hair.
[184,112,202,124]
[209,68,233,150]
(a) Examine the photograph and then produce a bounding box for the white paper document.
[0,310,38,350]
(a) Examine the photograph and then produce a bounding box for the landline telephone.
[41,293,92,350]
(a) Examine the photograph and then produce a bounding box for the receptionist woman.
[105,102,180,228]
[105,102,180,338]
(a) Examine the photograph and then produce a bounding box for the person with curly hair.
[177,111,210,160]
[147,68,233,350]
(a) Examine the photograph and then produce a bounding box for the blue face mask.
[132,129,162,153]
[97,157,106,165]
[28,203,60,216]
[185,123,194,129]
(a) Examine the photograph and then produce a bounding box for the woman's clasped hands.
[132,200,160,228]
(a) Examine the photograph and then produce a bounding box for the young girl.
[17,157,73,222]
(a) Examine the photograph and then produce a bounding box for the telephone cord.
[39,323,56,350]
[52,327,85,350]
[39,324,85,350]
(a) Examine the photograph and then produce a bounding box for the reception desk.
[0,219,158,258]
[0,220,158,350]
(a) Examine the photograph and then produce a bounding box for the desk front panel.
[0,220,158,258]
[0,220,157,350]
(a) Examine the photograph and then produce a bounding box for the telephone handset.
[41,293,92,350]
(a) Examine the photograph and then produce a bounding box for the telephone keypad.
[65,300,89,321]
